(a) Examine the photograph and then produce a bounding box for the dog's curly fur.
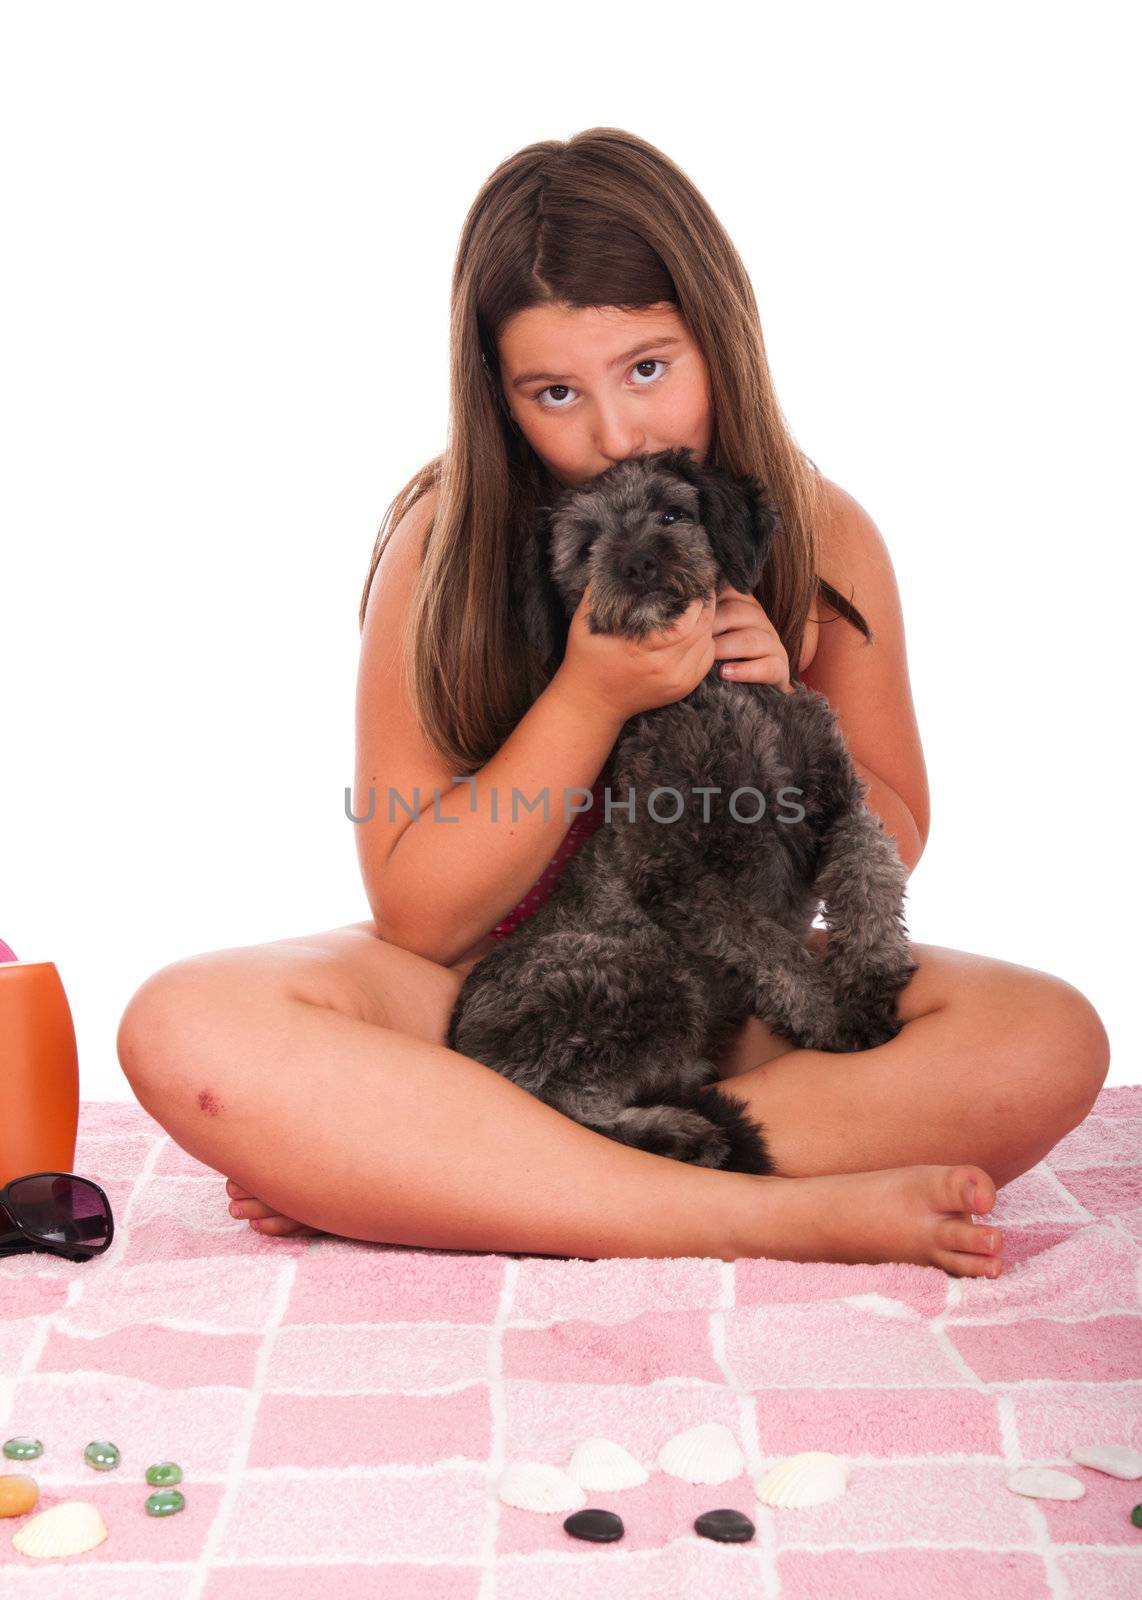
[445,448,919,1174]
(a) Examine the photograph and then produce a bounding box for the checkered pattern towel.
[1,1089,1139,1597]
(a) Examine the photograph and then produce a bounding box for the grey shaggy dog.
[446,447,918,1175]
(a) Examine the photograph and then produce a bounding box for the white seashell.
[565,1437,649,1490]
[656,1422,745,1485]
[12,1500,108,1558]
[497,1461,587,1514]
[755,1451,848,1509]
[1007,1466,1085,1501]
[1070,1444,1142,1480]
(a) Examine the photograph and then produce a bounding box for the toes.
[938,1218,1002,1256]
[226,1193,314,1235]
[936,1248,1003,1280]
[939,1164,997,1217]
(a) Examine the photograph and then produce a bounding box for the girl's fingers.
[717,648,793,692]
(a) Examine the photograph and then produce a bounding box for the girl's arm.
[354,489,624,968]
[800,479,931,878]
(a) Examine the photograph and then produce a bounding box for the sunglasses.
[0,1172,114,1262]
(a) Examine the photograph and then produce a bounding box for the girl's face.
[496,301,714,490]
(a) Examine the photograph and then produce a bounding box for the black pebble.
[695,1507,756,1543]
[564,1507,624,1542]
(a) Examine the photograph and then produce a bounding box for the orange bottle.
[0,947,79,1186]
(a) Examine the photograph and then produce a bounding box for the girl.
[117,128,1109,1276]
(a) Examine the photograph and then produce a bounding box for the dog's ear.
[656,447,781,596]
[510,505,569,669]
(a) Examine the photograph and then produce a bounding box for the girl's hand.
[556,580,717,724]
[712,582,794,693]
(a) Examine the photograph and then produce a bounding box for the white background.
[2,1,1137,1098]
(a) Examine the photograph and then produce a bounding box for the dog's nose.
[622,552,659,588]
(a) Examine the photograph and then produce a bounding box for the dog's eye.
[578,541,593,562]
[660,507,684,525]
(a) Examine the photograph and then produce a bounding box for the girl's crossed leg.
[714,940,1110,1188]
[114,920,1104,1275]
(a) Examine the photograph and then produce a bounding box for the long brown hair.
[358,127,870,775]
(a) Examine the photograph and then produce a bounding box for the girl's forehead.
[499,302,688,362]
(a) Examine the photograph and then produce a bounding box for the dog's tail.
[580,1084,775,1175]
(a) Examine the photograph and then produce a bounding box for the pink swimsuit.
[488,778,610,939]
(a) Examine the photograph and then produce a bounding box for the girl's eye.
[535,358,668,410]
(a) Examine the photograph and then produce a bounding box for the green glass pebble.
[145,1489,186,1518]
[146,1461,183,1487]
[1133,1503,1142,1529]
[3,1437,43,1461]
[84,1440,120,1471]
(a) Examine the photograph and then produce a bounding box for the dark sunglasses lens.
[6,1174,111,1251]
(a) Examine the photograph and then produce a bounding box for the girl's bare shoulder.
[798,476,875,675]
[798,593,821,675]
[800,475,930,847]
[377,482,439,581]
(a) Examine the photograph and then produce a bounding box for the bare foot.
[751,1162,1004,1277]
[224,1178,321,1238]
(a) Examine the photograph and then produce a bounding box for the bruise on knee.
[197,1088,224,1117]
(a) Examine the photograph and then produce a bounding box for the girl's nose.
[591,410,646,463]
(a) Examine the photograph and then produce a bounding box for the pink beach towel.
[1,1089,1140,1597]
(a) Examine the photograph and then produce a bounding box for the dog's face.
[513,447,781,659]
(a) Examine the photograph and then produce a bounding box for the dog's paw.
[601,1105,732,1167]
[828,1007,904,1053]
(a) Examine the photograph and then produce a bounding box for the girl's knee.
[117,943,361,1090]
[118,961,226,1093]
[1047,980,1111,1114]
[996,973,1110,1131]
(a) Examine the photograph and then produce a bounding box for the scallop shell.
[755,1451,849,1509]
[1070,1444,1142,1480]
[656,1423,745,1485]
[565,1437,649,1490]
[497,1461,587,1514]
[1007,1466,1085,1501]
[11,1500,108,1558]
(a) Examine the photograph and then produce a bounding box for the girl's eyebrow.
[510,336,684,389]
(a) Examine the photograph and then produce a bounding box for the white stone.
[1070,1443,1142,1480]
[1007,1466,1086,1501]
